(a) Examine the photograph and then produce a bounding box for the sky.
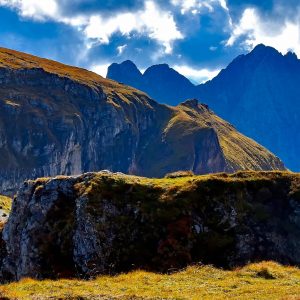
[0,0,299,83]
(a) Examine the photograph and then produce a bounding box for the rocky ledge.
[1,171,300,281]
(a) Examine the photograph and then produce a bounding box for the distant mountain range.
[107,60,195,104]
[107,44,300,171]
[0,47,284,194]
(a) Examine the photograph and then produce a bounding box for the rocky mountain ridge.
[107,44,300,171]
[197,44,300,171]
[107,60,195,104]
[0,47,284,194]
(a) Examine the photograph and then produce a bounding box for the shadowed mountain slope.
[107,45,300,171]
[197,44,300,171]
[0,47,284,194]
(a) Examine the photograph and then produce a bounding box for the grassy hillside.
[0,47,137,97]
[0,261,299,299]
[172,102,283,172]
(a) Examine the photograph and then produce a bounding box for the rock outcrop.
[1,171,300,281]
[0,47,284,195]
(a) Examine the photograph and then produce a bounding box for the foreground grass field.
[0,261,299,300]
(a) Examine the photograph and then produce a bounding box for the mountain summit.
[107,45,300,171]
[107,61,195,103]
[0,47,284,194]
[107,60,144,90]
[197,44,300,171]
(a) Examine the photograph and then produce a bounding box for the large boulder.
[1,171,300,281]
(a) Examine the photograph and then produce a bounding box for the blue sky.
[0,0,299,83]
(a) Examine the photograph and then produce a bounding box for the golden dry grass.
[0,195,11,229]
[0,195,12,213]
[155,103,284,177]
[0,47,148,103]
[0,261,299,299]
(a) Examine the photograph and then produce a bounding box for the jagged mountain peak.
[144,63,171,72]
[285,51,298,61]
[197,44,300,171]
[180,98,200,109]
[108,59,141,74]
[107,60,194,103]
[106,59,143,89]
[120,59,139,67]
[216,44,284,76]
[179,98,208,110]
[232,44,299,70]
[251,43,279,54]
[143,63,193,84]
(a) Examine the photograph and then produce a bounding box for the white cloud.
[84,13,135,44]
[226,8,257,47]
[218,0,229,11]
[173,65,220,84]
[90,64,111,78]
[171,0,229,15]
[226,7,300,56]
[0,0,183,54]
[171,0,212,14]
[84,1,183,54]
[140,1,183,54]
[117,44,127,55]
[0,0,58,20]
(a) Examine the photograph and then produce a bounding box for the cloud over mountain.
[0,0,300,82]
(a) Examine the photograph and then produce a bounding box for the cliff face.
[0,48,284,194]
[2,171,300,280]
